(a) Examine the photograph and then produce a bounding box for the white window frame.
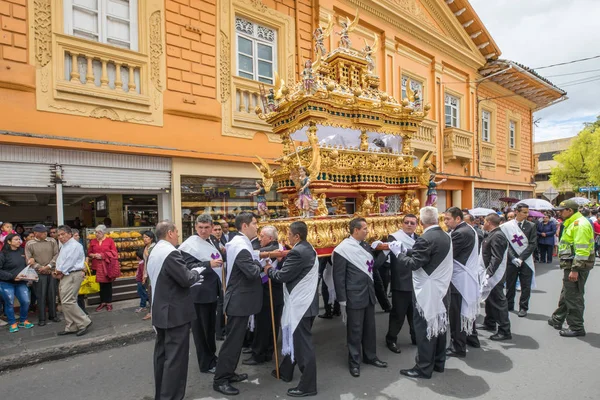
[235,16,277,84]
[64,0,139,51]
[481,110,491,142]
[445,93,460,128]
[509,120,517,149]
[401,75,424,109]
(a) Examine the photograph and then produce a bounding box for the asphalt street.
[2,259,600,400]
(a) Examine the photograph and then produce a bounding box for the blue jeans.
[0,281,30,325]
[136,282,149,308]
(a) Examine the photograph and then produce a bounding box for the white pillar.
[158,192,172,222]
[56,182,64,225]
[452,190,462,209]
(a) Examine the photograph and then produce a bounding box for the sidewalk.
[0,299,154,373]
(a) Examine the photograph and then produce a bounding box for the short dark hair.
[213,221,223,227]
[485,213,501,227]
[235,212,256,231]
[499,215,506,223]
[464,214,474,223]
[57,225,72,235]
[515,203,529,212]
[289,221,308,241]
[142,230,156,243]
[2,233,20,252]
[404,213,417,220]
[349,218,367,235]
[581,208,591,217]
[155,220,176,240]
[445,207,463,220]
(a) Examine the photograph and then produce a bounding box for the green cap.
[553,200,579,211]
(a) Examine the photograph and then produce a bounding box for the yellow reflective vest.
[558,212,595,271]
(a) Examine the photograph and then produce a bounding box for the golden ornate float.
[254,11,435,253]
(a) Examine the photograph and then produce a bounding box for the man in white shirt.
[54,225,92,337]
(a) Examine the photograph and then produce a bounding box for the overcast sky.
[470,0,600,142]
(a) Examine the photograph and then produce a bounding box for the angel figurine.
[425,174,447,207]
[302,60,314,93]
[294,166,314,218]
[336,11,359,49]
[249,181,269,221]
[266,89,277,112]
[362,34,378,73]
[314,15,334,56]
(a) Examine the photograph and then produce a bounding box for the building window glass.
[235,16,277,84]
[64,0,139,51]
[445,93,460,128]
[481,110,491,142]
[509,120,516,149]
[401,76,423,109]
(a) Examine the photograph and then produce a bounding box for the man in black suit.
[506,203,538,317]
[478,213,512,340]
[147,220,204,400]
[465,214,484,251]
[444,207,479,359]
[213,212,263,396]
[385,214,419,353]
[266,221,319,397]
[396,207,453,379]
[179,214,224,375]
[212,222,227,341]
[333,218,387,378]
[243,225,283,366]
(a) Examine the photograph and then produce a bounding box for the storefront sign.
[579,186,600,192]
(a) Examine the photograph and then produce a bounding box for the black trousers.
[251,300,283,362]
[484,279,511,335]
[506,262,533,311]
[215,315,249,385]
[380,263,391,294]
[191,302,218,372]
[279,316,317,393]
[386,290,415,344]
[449,291,467,354]
[346,304,377,368]
[34,273,57,322]
[154,322,190,400]
[215,291,226,338]
[373,267,391,311]
[539,244,553,263]
[321,279,340,315]
[413,294,448,378]
[99,282,113,303]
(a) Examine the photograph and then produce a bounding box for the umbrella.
[469,207,496,217]
[528,210,545,218]
[499,197,520,204]
[566,197,591,206]
[517,198,554,210]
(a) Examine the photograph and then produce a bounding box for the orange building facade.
[0,0,564,236]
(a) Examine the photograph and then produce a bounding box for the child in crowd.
[0,222,17,245]
[135,248,149,313]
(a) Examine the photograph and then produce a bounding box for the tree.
[550,123,600,191]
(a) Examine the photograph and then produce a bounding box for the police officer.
[548,200,595,337]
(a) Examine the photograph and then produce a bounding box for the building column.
[157,192,172,222]
[172,170,183,241]
[452,190,462,209]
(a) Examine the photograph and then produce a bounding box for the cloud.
[470,0,600,141]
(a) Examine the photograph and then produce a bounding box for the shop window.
[235,16,277,84]
[509,120,517,149]
[481,110,491,142]
[401,75,423,109]
[63,0,139,51]
[445,93,460,128]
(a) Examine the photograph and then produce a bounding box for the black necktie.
[519,222,523,230]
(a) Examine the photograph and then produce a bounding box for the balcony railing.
[412,118,437,153]
[480,141,496,168]
[443,126,473,162]
[232,76,270,130]
[508,149,521,172]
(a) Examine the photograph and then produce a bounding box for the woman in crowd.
[87,225,118,312]
[0,234,34,332]
[141,230,156,321]
[537,214,557,263]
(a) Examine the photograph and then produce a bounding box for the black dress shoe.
[349,367,360,377]
[287,388,318,397]
[38,321,46,327]
[518,310,527,317]
[50,317,62,323]
[386,342,402,354]
[216,336,225,341]
[400,368,431,379]
[242,358,260,366]
[365,358,387,368]
[445,348,466,358]
[475,323,496,332]
[57,330,76,336]
[490,332,512,341]
[76,321,92,337]
[466,337,481,348]
[333,310,341,317]
[433,365,444,373]
[547,319,563,330]
[559,328,586,337]
[318,312,333,319]
[271,369,292,382]
[202,367,216,374]
[213,382,239,396]
[229,373,248,383]
[242,347,252,354]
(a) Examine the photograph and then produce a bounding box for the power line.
[560,76,600,88]
[555,74,600,86]
[544,68,600,78]
[534,55,600,70]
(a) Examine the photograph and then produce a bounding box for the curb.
[0,328,155,373]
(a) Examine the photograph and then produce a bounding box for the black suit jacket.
[268,240,319,318]
[474,226,484,253]
[508,220,537,267]
[397,226,452,276]
[181,235,222,304]
[482,227,508,278]
[333,239,382,309]
[388,232,419,292]
[259,241,284,306]
[151,250,201,329]
[224,244,263,317]
[450,222,477,293]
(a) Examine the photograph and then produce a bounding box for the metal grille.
[387,194,401,213]
[475,189,506,208]
[509,190,533,200]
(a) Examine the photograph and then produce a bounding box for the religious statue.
[266,89,278,112]
[402,190,420,215]
[336,11,359,49]
[293,166,314,218]
[249,180,269,221]
[426,174,447,207]
[313,15,334,56]
[362,34,378,74]
[302,60,315,93]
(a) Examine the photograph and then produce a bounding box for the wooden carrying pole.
[268,277,280,379]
